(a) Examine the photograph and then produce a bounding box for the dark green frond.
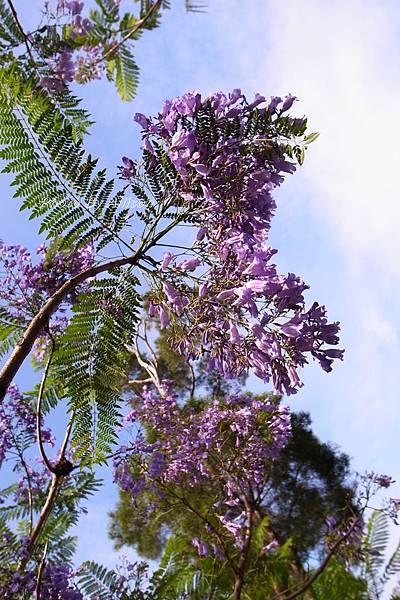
[114,46,139,102]
[0,67,130,252]
[0,0,24,48]
[55,271,141,463]
[76,561,130,600]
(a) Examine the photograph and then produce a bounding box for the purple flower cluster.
[40,564,83,600]
[0,384,53,468]
[0,240,93,360]
[114,383,291,549]
[325,515,366,568]
[0,569,36,598]
[0,563,82,599]
[38,1,104,91]
[129,90,344,394]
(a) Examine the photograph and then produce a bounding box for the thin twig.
[188,361,196,400]
[97,0,163,64]
[0,250,140,401]
[35,540,49,600]
[272,516,362,600]
[36,332,56,474]
[161,484,238,577]
[232,499,253,600]
[21,474,60,565]
[128,377,153,385]
[59,412,75,460]
[0,204,193,401]
[6,0,35,63]
[22,396,76,565]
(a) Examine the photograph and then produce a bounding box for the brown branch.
[24,474,60,560]
[36,333,56,474]
[272,516,362,600]
[97,0,163,64]
[188,361,196,401]
[158,483,238,577]
[22,404,76,565]
[0,250,142,402]
[35,540,49,600]
[128,377,153,385]
[0,200,191,402]
[59,411,75,459]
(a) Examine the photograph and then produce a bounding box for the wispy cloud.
[184,0,400,476]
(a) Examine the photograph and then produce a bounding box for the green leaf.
[114,47,139,101]
[304,131,320,144]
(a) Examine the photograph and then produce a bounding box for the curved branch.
[0,249,142,402]
[5,0,34,63]
[0,203,191,401]
[25,473,60,558]
[98,0,163,64]
[8,426,34,535]
[36,333,56,474]
[35,540,49,600]
[272,516,362,600]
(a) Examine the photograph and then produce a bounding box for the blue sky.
[2,0,400,585]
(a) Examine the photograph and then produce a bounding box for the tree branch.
[0,201,193,402]
[35,540,49,600]
[22,405,76,565]
[24,473,60,560]
[232,498,253,600]
[98,0,163,64]
[272,516,362,600]
[0,250,142,402]
[36,333,56,474]
[6,0,35,64]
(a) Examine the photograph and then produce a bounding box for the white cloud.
[198,0,400,476]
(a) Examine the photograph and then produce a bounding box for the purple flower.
[229,322,241,344]
[281,94,297,112]
[374,474,395,488]
[115,386,292,548]
[176,257,201,272]
[192,537,210,556]
[160,252,174,270]
[262,540,279,554]
[133,113,149,129]
[120,156,136,179]
[268,96,282,112]
[123,90,343,393]
[158,305,170,329]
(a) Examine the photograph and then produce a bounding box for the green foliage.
[0,66,130,251]
[268,411,356,559]
[114,46,140,102]
[0,65,148,460]
[363,510,400,600]
[54,270,141,462]
[109,490,168,559]
[109,329,360,598]
[82,0,180,101]
[0,466,102,569]
[0,307,24,359]
[77,561,131,599]
[311,559,369,600]
[0,1,23,51]
[109,409,355,564]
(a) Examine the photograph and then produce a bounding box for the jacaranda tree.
[0,1,399,598]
